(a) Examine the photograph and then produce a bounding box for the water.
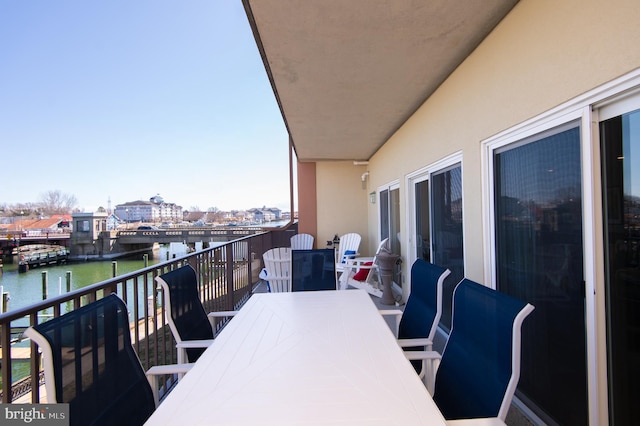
[0,243,190,315]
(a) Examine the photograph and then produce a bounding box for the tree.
[39,190,78,215]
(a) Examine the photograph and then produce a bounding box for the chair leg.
[338,271,348,290]
[148,375,160,406]
[177,348,188,380]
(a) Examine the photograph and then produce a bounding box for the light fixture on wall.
[361,171,369,189]
[369,192,376,204]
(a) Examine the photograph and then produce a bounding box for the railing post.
[247,238,254,287]
[29,312,40,403]
[187,256,197,272]
[41,271,48,300]
[2,322,12,402]
[226,243,234,311]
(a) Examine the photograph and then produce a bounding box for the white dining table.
[145,289,446,425]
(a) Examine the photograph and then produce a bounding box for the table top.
[145,290,445,425]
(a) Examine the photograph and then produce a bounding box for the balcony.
[1,225,538,425]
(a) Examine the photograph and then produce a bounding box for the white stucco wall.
[361,0,640,422]
[368,0,640,276]
[315,161,370,254]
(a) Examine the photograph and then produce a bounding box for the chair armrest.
[403,350,441,394]
[146,363,194,405]
[207,310,238,332]
[379,309,403,337]
[176,339,214,349]
[345,256,374,266]
[147,363,193,376]
[403,350,440,361]
[338,253,360,264]
[176,339,214,364]
[397,337,433,349]
[207,311,238,318]
[446,418,506,426]
[352,263,377,270]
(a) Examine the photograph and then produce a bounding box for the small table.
[146,290,446,425]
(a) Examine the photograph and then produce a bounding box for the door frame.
[478,72,640,424]
[405,151,463,303]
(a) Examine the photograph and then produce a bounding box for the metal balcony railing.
[0,228,295,403]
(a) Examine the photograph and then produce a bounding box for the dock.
[18,244,69,273]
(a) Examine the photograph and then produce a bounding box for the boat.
[18,244,69,273]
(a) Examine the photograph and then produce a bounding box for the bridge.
[1,226,296,261]
[69,226,295,260]
[0,232,70,253]
[115,228,267,244]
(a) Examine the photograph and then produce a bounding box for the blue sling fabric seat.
[291,249,337,291]
[430,279,534,421]
[156,265,237,363]
[24,294,191,426]
[379,259,450,390]
[397,260,450,367]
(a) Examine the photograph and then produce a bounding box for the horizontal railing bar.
[0,232,270,323]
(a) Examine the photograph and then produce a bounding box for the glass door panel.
[389,187,401,257]
[601,109,640,425]
[415,179,430,261]
[494,125,587,424]
[380,186,401,287]
[431,165,464,329]
[380,189,389,242]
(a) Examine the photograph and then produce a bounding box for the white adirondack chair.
[334,233,361,277]
[290,233,314,250]
[339,238,389,298]
[261,247,292,292]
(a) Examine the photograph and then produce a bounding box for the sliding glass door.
[410,162,464,329]
[493,123,587,424]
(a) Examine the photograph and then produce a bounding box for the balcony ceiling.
[243,0,519,162]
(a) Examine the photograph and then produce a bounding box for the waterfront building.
[0,216,71,237]
[106,213,123,230]
[114,196,183,223]
[248,207,281,222]
[70,212,108,257]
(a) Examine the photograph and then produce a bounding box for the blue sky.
[0,1,291,212]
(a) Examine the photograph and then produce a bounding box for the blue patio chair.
[409,279,534,422]
[156,265,237,363]
[291,248,337,291]
[24,294,191,426]
[380,259,450,389]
